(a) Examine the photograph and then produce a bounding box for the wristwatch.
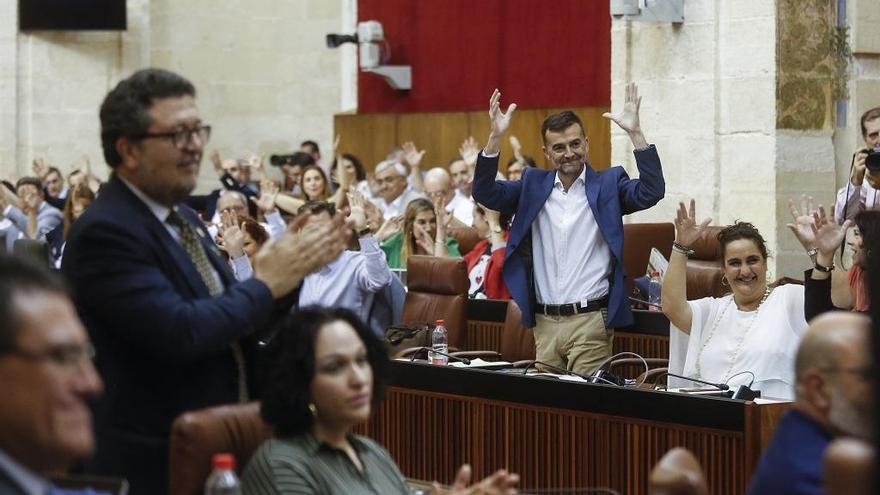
[806,247,818,258]
[357,225,372,237]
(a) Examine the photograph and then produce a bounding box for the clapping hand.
[217,210,245,258]
[459,137,480,168]
[345,189,367,232]
[811,205,852,258]
[20,188,41,215]
[674,199,712,248]
[508,135,524,163]
[252,180,279,213]
[32,158,49,179]
[431,464,519,495]
[375,215,403,242]
[402,141,426,169]
[785,194,818,251]
[210,150,223,174]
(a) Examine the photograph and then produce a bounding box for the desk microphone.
[408,347,471,365]
[652,371,730,391]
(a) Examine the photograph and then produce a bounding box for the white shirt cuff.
[481,149,500,159]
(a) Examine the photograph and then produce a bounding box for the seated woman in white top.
[662,200,808,400]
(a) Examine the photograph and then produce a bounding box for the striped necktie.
[166,209,249,402]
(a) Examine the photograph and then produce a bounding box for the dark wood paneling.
[334,107,611,174]
[355,363,790,495]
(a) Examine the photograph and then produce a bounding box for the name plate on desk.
[448,358,512,369]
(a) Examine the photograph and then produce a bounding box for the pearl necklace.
[694,286,773,383]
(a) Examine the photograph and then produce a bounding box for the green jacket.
[380,231,461,269]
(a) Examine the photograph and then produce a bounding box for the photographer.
[835,106,880,224]
[270,151,313,196]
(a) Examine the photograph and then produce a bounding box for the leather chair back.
[499,300,536,362]
[685,226,726,299]
[648,447,709,495]
[823,438,875,495]
[402,255,469,349]
[622,222,674,295]
[448,226,482,256]
[168,402,272,495]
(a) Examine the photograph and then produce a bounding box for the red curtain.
[357,0,610,113]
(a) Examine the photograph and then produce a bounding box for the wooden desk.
[356,361,789,495]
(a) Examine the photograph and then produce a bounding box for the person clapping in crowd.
[462,204,511,299]
[380,198,461,270]
[788,198,879,321]
[662,200,807,399]
[0,177,63,241]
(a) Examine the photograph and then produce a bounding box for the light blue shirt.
[298,236,393,321]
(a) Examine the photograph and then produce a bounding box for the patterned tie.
[166,209,249,402]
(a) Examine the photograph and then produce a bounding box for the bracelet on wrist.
[814,261,834,273]
[671,242,695,257]
[806,247,818,258]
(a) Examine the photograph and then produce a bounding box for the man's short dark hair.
[300,140,320,155]
[0,255,67,353]
[99,68,196,168]
[506,155,537,168]
[860,107,880,140]
[46,167,63,179]
[296,200,336,217]
[16,177,43,191]
[259,307,388,437]
[540,110,585,143]
[290,151,316,167]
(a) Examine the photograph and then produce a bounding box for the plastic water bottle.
[205,453,241,495]
[430,319,449,365]
[648,271,662,311]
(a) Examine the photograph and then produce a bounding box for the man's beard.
[829,386,874,440]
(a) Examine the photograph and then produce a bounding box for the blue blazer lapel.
[585,166,601,218]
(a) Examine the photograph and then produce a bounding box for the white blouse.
[680,284,807,400]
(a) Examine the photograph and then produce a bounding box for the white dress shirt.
[446,190,474,226]
[835,180,880,224]
[298,235,393,322]
[378,188,425,219]
[532,167,612,305]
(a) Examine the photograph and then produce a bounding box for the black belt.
[536,297,609,317]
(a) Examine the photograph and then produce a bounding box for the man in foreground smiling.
[62,68,349,494]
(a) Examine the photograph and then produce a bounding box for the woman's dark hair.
[240,216,269,247]
[717,221,768,260]
[854,211,880,268]
[259,307,389,438]
[473,203,513,232]
[331,153,367,184]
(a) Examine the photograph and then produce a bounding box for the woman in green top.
[241,307,519,495]
[380,198,460,269]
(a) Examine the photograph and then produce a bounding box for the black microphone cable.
[521,361,619,386]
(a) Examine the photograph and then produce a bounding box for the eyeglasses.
[4,342,96,369]
[131,125,212,149]
[820,366,873,380]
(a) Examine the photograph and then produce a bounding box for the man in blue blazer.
[62,69,348,495]
[472,84,664,374]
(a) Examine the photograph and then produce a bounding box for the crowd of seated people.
[0,65,876,495]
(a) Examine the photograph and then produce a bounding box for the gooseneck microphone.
[652,371,730,391]
[408,347,471,365]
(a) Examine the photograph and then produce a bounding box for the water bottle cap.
[212,453,236,470]
[435,319,444,325]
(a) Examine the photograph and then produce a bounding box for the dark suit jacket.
[61,174,281,494]
[472,146,664,329]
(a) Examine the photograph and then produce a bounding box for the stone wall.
[0,0,345,192]
[610,0,880,279]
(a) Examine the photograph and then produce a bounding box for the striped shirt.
[241,434,410,495]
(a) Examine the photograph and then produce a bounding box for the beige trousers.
[533,311,613,375]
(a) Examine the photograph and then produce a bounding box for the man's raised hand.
[485,89,516,155]
[603,82,648,149]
